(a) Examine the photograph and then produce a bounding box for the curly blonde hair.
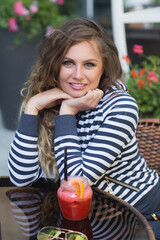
[20,18,122,180]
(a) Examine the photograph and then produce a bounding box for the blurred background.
[0,0,160,176]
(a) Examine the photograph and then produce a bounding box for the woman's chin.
[68,89,89,98]
[70,92,87,98]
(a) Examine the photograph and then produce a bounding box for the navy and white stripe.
[8,115,43,187]
[8,80,159,205]
[6,188,44,239]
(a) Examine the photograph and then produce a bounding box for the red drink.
[57,176,93,221]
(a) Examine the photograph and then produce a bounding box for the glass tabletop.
[0,178,155,240]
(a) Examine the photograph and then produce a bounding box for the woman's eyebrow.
[64,57,98,62]
[63,57,73,60]
[84,58,98,62]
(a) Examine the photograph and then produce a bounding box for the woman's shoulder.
[103,80,137,102]
[101,80,139,116]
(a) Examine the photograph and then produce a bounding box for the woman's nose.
[73,66,83,80]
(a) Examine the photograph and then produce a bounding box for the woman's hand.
[59,89,104,115]
[24,88,72,115]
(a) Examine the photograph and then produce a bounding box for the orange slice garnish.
[70,179,85,199]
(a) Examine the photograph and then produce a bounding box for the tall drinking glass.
[57,176,93,221]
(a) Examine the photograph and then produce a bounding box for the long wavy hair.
[20,18,122,180]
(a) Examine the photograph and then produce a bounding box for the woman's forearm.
[8,113,43,186]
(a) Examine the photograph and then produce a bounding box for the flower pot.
[0,29,41,130]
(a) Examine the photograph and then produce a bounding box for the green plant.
[123,44,160,118]
[0,0,75,44]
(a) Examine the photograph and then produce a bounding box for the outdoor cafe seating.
[0,117,160,239]
[0,177,156,240]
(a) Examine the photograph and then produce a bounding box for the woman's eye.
[63,61,73,66]
[85,62,95,67]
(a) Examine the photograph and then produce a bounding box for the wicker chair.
[136,118,160,176]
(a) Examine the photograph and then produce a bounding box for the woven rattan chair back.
[136,118,160,176]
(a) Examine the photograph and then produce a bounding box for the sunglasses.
[37,226,88,240]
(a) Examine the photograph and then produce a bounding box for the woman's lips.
[70,83,87,90]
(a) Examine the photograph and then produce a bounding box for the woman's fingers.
[24,88,72,115]
[60,89,104,115]
[84,89,104,107]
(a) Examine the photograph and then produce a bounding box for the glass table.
[0,177,155,240]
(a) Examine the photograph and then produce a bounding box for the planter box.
[0,30,41,130]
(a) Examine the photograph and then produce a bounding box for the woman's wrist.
[24,99,39,115]
[59,103,77,115]
[59,107,76,115]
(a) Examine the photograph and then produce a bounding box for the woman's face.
[59,40,103,98]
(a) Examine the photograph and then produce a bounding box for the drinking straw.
[64,147,68,181]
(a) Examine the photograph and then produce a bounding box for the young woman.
[8,18,160,238]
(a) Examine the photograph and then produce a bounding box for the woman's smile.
[69,82,87,90]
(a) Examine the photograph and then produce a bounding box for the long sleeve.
[8,113,43,187]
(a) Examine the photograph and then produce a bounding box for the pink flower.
[8,18,19,32]
[13,0,29,16]
[45,25,55,37]
[50,0,64,4]
[25,15,31,21]
[148,71,158,82]
[58,0,64,5]
[133,44,143,54]
[29,1,38,14]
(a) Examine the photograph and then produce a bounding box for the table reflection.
[4,184,152,240]
[60,217,93,240]
[6,187,45,240]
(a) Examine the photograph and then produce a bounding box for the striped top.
[8,80,159,206]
